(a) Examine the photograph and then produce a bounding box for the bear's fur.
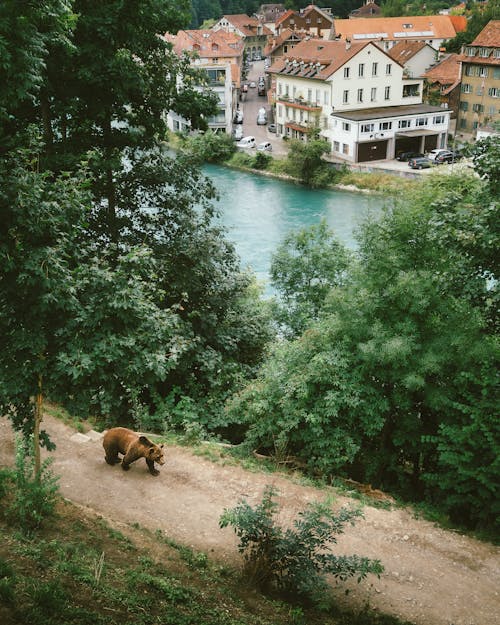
[103,427,165,476]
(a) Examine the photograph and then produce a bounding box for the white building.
[164,29,244,134]
[269,38,451,162]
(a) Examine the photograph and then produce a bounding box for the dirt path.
[0,415,498,625]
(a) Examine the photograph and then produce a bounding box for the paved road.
[238,60,288,156]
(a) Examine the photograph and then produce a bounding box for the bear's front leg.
[146,458,159,476]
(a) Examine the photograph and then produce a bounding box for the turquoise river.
[204,164,387,294]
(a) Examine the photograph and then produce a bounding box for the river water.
[205,164,386,294]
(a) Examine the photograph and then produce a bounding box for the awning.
[395,129,439,136]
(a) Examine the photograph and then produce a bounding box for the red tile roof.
[164,29,244,60]
[471,20,500,47]
[268,38,396,80]
[334,15,462,43]
[422,53,461,93]
[387,40,430,63]
[220,14,273,37]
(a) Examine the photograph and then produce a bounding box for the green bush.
[6,437,59,535]
[182,130,236,163]
[252,151,272,170]
[220,485,383,603]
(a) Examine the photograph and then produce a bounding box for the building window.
[386,63,392,75]
[357,88,363,103]
[379,121,392,130]
[316,89,321,104]
[371,87,377,101]
[416,117,427,126]
[333,141,340,151]
[361,123,374,133]
[433,115,445,124]
[488,87,499,98]
[308,89,312,102]
[358,63,365,77]
[476,85,484,96]
[384,86,390,100]
[344,67,350,78]
[459,101,468,111]
[403,83,420,98]
[461,83,472,93]
[342,121,351,131]
[472,103,484,113]
[343,89,349,104]
[343,143,349,155]
[473,120,479,129]
[480,48,490,57]
[465,47,475,56]
[465,65,474,76]
[460,118,467,129]
[324,91,329,105]
[372,62,378,76]
[478,67,488,78]
[398,119,411,128]
[494,67,500,79]
[489,105,497,115]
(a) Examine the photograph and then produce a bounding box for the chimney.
[346,38,351,50]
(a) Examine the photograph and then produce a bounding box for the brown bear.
[103,427,165,476]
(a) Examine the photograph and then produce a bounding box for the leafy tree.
[229,165,499,530]
[270,221,352,337]
[282,139,330,187]
[182,130,236,163]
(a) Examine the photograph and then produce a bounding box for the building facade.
[275,5,334,39]
[212,14,272,60]
[456,20,500,138]
[269,38,450,161]
[164,30,244,134]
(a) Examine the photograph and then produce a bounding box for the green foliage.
[220,486,383,602]
[4,437,59,535]
[282,139,331,186]
[231,162,499,531]
[468,134,500,196]
[270,220,353,337]
[252,151,272,170]
[182,130,236,163]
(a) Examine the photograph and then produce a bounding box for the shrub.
[252,151,272,170]
[219,485,383,603]
[7,437,59,535]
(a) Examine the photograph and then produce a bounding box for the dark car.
[267,123,276,133]
[435,150,463,164]
[397,151,425,162]
[408,157,433,169]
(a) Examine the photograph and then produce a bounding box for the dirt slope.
[0,415,498,625]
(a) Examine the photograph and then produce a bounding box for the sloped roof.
[470,19,500,47]
[164,29,244,59]
[350,0,381,18]
[387,40,431,63]
[268,38,395,81]
[423,53,461,84]
[276,9,295,27]
[264,28,309,56]
[333,15,462,43]
[221,13,273,37]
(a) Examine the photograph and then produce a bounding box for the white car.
[236,136,256,148]
[249,81,256,88]
[427,149,449,161]
[233,126,243,141]
[257,141,272,152]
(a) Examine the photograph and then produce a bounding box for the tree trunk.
[34,374,43,478]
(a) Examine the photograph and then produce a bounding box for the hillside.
[0,414,498,625]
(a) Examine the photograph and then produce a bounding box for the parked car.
[236,136,256,149]
[267,123,276,133]
[257,107,267,125]
[258,85,266,96]
[234,110,243,124]
[434,150,463,164]
[257,141,272,152]
[427,148,454,162]
[233,126,243,141]
[408,156,433,169]
[396,151,424,162]
[249,81,256,88]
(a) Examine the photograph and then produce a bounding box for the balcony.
[277,95,322,112]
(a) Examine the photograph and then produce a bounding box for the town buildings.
[212,14,272,60]
[422,53,462,124]
[269,38,451,162]
[275,5,334,38]
[387,41,437,79]
[164,29,244,134]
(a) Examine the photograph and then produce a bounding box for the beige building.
[456,20,500,138]
[212,14,272,60]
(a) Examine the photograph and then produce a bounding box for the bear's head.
[140,436,165,466]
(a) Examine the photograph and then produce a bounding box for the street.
[237,60,288,156]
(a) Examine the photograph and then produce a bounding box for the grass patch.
[0,499,412,625]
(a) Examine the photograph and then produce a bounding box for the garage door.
[357,140,388,162]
